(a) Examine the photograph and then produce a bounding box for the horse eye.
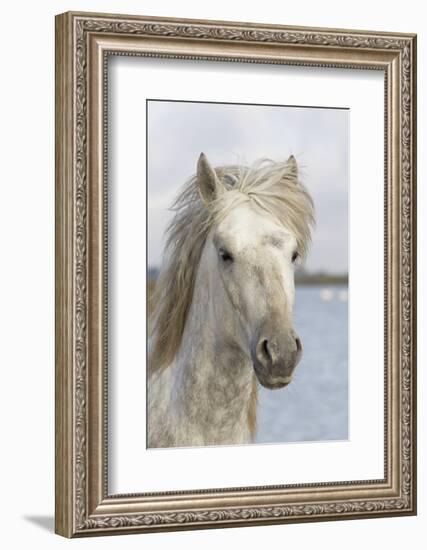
[292,251,299,263]
[219,248,234,263]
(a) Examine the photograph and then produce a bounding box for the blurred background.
[147,99,349,444]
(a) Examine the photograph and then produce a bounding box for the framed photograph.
[55,11,417,537]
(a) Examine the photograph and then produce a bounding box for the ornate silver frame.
[55,11,417,537]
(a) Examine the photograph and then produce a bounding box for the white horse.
[147,153,314,448]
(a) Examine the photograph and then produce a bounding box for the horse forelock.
[148,158,315,374]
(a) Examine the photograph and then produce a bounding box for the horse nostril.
[256,338,273,365]
[262,339,272,362]
[295,336,302,358]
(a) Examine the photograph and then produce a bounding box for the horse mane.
[148,158,315,374]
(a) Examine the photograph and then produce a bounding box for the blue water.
[256,285,348,444]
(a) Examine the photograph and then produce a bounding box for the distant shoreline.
[295,275,348,286]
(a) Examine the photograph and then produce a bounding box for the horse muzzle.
[251,330,302,390]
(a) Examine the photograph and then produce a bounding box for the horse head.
[196,153,313,389]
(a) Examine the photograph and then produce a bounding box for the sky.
[147,100,348,274]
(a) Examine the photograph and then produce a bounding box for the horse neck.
[172,239,257,444]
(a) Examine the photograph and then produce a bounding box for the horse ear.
[197,153,223,205]
[287,155,298,182]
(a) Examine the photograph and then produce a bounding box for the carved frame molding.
[55,11,416,537]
